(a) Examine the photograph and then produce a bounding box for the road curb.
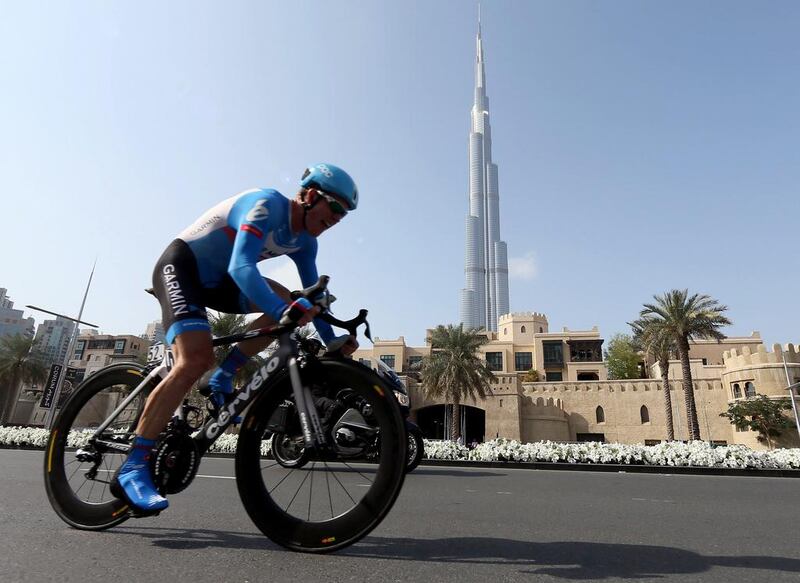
[3,444,799,477]
[414,458,800,478]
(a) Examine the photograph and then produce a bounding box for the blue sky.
[2,1,798,348]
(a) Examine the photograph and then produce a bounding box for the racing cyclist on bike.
[112,163,360,514]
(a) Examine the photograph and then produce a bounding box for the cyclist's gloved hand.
[279,298,320,327]
[326,334,359,356]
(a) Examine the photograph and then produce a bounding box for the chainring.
[151,432,200,495]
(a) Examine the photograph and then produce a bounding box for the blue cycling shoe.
[200,369,241,424]
[111,438,168,515]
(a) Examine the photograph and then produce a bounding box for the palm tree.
[639,290,731,440]
[419,324,493,442]
[207,311,265,385]
[0,335,48,424]
[631,318,676,441]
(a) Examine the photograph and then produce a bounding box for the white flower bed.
[2,426,799,470]
[424,437,800,469]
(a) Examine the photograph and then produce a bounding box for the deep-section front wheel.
[235,359,407,553]
[43,364,150,529]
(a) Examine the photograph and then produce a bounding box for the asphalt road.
[1,449,798,583]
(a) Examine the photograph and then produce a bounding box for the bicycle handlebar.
[210,275,371,346]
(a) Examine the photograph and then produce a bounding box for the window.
[645,439,662,446]
[379,355,395,370]
[640,405,650,424]
[520,325,526,333]
[576,433,605,443]
[701,358,708,365]
[744,382,756,397]
[539,327,543,333]
[358,358,371,367]
[514,352,532,371]
[486,352,503,372]
[114,340,126,354]
[596,406,605,423]
[545,371,562,382]
[504,328,508,335]
[407,355,422,370]
[577,372,599,381]
[542,341,563,365]
[74,340,86,360]
[732,383,742,399]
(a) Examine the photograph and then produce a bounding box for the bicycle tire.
[44,364,149,530]
[235,358,407,553]
[405,427,424,473]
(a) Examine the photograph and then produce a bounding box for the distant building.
[33,316,75,367]
[0,288,35,339]
[22,332,151,425]
[353,314,799,450]
[70,333,150,377]
[143,320,165,344]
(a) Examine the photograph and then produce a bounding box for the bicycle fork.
[287,357,328,448]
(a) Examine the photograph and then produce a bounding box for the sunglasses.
[316,190,349,216]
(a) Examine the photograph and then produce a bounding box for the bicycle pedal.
[128,507,162,519]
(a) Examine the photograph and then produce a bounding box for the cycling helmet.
[300,163,359,211]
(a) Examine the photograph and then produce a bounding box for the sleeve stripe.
[241,224,263,238]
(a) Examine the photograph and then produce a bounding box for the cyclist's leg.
[204,277,290,398]
[113,240,215,513]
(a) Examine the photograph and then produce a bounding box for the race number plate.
[147,343,166,364]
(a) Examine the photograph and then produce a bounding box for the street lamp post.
[27,262,98,429]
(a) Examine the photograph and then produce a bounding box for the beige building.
[353,314,800,450]
[18,333,151,425]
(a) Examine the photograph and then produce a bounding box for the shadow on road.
[114,527,800,579]
[346,536,800,579]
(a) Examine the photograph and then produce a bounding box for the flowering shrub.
[456,438,800,469]
[2,426,799,470]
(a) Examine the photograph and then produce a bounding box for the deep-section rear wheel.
[235,359,406,552]
[43,364,149,529]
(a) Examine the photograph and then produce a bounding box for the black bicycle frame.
[195,328,333,455]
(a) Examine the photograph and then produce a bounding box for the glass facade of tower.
[460,18,509,332]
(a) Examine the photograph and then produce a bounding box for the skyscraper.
[460,14,509,332]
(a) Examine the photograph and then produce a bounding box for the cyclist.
[112,163,360,514]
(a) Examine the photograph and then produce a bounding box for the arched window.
[596,406,605,423]
[640,405,650,424]
[744,382,756,397]
[521,325,526,333]
[732,383,742,399]
[504,328,508,335]
[539,327,544,333]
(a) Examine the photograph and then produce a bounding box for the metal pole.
[43,261,97,429]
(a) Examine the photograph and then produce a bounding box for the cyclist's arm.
[289,242,336,344]
[227,195,287,321]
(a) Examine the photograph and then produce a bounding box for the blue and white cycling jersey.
[174,188,334,342]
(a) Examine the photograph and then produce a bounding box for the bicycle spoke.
[327,465,357,505]
[267,467,297,495]
[284,469,312,513]
[67,463,83,482]
[324,462,334,519]
[338,460,374,485]
[307,462,316,522]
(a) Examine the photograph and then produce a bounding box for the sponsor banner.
[39,364,63,409]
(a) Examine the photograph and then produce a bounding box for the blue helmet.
[300,163,359,211]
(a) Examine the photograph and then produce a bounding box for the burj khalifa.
[460,15,509,332]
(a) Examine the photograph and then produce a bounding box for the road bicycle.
[43,276,407,553]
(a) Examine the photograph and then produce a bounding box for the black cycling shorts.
[152,239,252,344]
